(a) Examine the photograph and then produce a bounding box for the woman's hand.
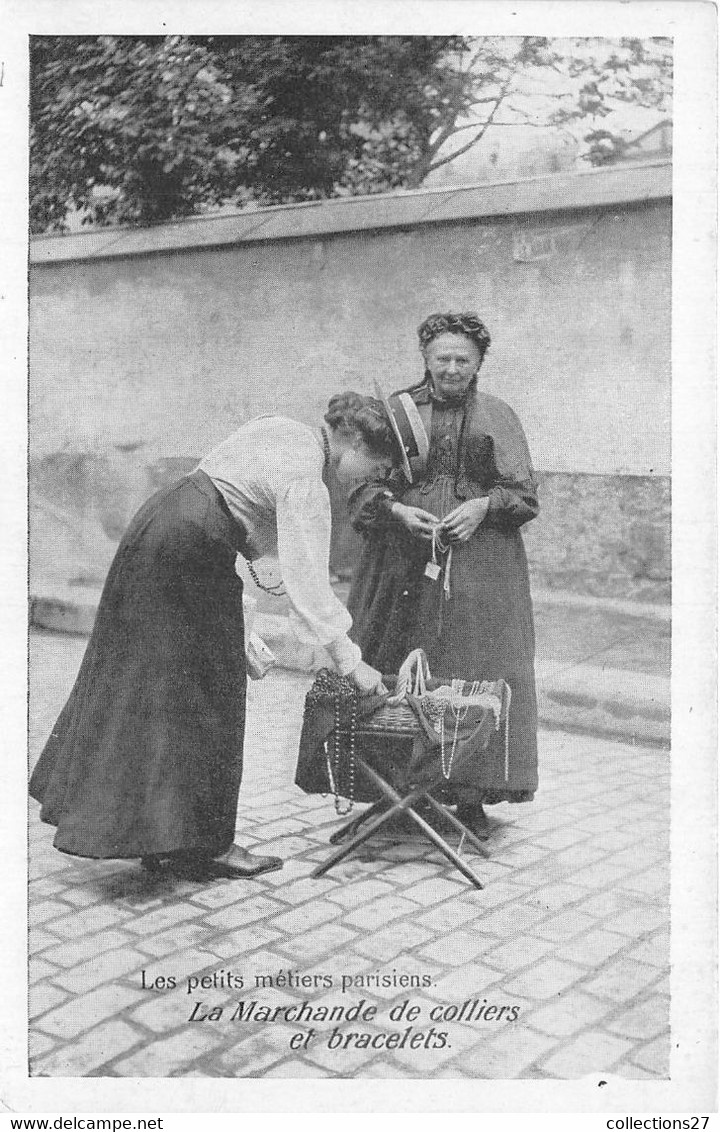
[440,497,490,543]
[391,502,439,540]
[350,660,387,697]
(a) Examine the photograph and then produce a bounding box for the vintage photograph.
[15,18,709,1102]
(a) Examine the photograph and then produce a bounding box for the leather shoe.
[456,803,491,841]
[212,844,284,878]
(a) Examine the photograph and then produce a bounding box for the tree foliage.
[29,35,672,234]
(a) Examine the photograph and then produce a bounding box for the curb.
[30,590,670,749]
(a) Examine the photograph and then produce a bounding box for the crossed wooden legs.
[312,755,489,889]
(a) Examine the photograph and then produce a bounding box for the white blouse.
[198,416,361,676]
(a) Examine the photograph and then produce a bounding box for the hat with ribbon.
[374,380,430,484]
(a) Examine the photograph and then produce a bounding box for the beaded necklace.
[307,668,358,815]
[243,426,332,597]
[420,679,481,780]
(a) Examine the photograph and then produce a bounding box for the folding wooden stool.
[311,697,492,890]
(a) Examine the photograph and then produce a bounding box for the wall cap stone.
[30,160,671,266]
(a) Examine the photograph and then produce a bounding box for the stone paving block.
[501,957,587,1000]
[541,841,610,873]
[617,869,669,898]
[60,885,123,909]
[256,835,317,858]
[461,880,522,910]
[387,1019,481,1072]
[355,1058,420,1077]
[582,957,662,1004]
[29,982,70,1020]
[29,959,60,983]
[415,899,488,933]
[525,881,591,915]
[29,1030,57,1062]
[35,983,147,1040]
[215,1024,299,1076]
[189,881,276,910]
[301,952,371,990]
[112,1027,226,1077]
[253,817,312,840]
[262,1057,331,1077]
[453,1034,530,1079]
[304,1032,393,1075]
[481,934,558,974]
[486,1024,561,1074]
[266,876,340,907]
[427,964,506,1003]
[140,923,224,958]
[532,827,595,851]
[274,923,358,965]
[204,894,285,930]
[32,1020,143,1077]
[50,903,135,940]
[605,993,670,1040]
[418,927,499,967]
[41,929,135,969]
[325,879,396,908]
[29,877,74,900]
[602,904,669,937]
[538,1029,635,1077]
[554,928,629,968]
[141,948,224,987]
[28,900,73,927]
[402,876,467,906]
[575,889,649,922]
[261,857,325,885]
[129,988,200,1034]
[525,991,612,1037]
[343,894,420,931]
[624,930,670,969]
[564,859,636,888]
[269,898,341,935]
[29,927,63,955]
[470,902,547,937]
[628,1033,670,1076]
[119,903,205,937]
[202,926,281,962]
[350,923,430,959]
[51,946,148,994]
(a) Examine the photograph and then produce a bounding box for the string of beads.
[306,668,358,814]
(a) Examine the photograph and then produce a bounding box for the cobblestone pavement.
[28,632,670,1080]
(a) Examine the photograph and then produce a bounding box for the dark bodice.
[424,401,465,482]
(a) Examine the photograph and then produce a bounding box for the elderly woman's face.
[424,332,482,400]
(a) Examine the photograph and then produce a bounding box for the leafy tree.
[29,34,672,234]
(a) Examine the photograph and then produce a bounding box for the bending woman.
[30,394,399,880]
[347,312,539,839]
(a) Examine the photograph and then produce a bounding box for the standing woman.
[348,312,539,838]
[31,394,398,880]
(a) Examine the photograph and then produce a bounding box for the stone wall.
[29,165,671,604]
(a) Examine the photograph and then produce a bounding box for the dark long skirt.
[348,477,537,803]
[30,471,248,859]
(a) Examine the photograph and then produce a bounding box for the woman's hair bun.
[325,392,399,461]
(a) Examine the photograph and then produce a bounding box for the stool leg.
[358,763,484,890]
[422,795,491,858]
[312,773,428,880]
[329,799,389,845]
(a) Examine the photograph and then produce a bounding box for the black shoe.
[456,803,491,841]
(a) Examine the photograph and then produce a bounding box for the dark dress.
[29,471,249,859]
[347,380,539,804]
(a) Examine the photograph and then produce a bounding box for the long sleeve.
[275,476,361,675]
[348,469,406,535]
[481,398,539,531]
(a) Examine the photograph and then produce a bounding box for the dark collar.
[410,380,474,408]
